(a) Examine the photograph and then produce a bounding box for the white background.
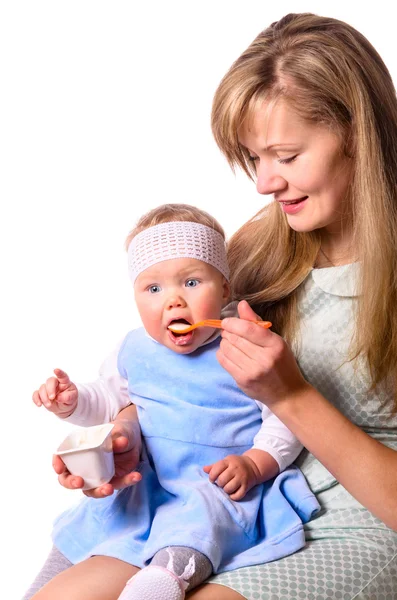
[2,2,396,598]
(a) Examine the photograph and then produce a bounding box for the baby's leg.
[29,555,138,600]
[22,546,72,599]
[119,546,212,600]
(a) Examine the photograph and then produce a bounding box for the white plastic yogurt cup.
[56,423,115,490]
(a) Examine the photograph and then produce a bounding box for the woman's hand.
[53,405,142,498]
[217,300,310,406]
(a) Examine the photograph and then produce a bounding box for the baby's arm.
[32,341,130,424]
[32,368,78,418]
[204,403,303,501]
[33,339,143,496]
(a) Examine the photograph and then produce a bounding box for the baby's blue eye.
[185,279,199,288]
[148,285,162,294]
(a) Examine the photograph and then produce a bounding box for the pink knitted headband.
[128,221,230,283]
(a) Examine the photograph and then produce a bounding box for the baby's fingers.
[110,471,142,491]
[53,368,71,387]
[203,460,228,483]
[58,470,84,490]
[34,381,57,409]
[32,389,43,407]
[52,454,67,475]
[56,390,78,407]
[229,486,246,501]
[222,477,241,496]
[46,376,61,401]
[84,483,114,498]
[52,454,84,489]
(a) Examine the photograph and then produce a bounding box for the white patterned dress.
[210,264,397,600]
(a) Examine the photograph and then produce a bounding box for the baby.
[31,203,318,600]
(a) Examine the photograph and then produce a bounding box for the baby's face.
[134,257,230,354]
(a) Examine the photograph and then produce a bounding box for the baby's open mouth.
[167,319,191,336]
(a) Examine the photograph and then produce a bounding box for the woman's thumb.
[237,300,261,321]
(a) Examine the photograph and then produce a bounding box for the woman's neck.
[314,232,357,268]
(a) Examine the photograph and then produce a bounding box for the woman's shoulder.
[309,262,360,297]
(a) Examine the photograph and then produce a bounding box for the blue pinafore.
[52,328,319,573]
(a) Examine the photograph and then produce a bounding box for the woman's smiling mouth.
[277,196,308,214]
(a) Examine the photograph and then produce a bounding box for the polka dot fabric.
[210,535,397,599]
[210,264,397,599]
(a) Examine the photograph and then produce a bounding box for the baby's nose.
[166,294,187,309]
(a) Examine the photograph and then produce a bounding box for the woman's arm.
[274,385,397,529]
[218,301,397,530]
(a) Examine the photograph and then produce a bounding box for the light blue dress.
[52,329,319,574]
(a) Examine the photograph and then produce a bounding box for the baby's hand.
[32,368,78,418]
[203,454,260,501]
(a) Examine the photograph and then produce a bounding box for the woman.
[25,12,397,600]
[188,11,397,600]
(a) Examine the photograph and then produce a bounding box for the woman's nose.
[256,163,287,195]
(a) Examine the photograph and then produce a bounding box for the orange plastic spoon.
[168,319,272,334]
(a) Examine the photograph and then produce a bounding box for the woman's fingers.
[237,299,261,321]
[222,317,274,349]
[219,335,274,378]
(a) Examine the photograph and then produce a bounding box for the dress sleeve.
[63,339,130,425]
[253,402,303,472]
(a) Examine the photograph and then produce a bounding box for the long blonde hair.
[212,13,397,410]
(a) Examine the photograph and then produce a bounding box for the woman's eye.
[277,155,298,165]
[148,285,161,294]
[185,279,199,288]
[248,155,259,162]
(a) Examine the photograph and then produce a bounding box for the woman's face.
[238,100,353,236]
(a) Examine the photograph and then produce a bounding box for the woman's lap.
[24,532,397,600]
[24,478,397,600]
[206,453,397,600]
[209,532,397,599]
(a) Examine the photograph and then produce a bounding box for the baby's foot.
[118,565,187,600]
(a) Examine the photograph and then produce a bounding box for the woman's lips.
[278,196,308,215]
